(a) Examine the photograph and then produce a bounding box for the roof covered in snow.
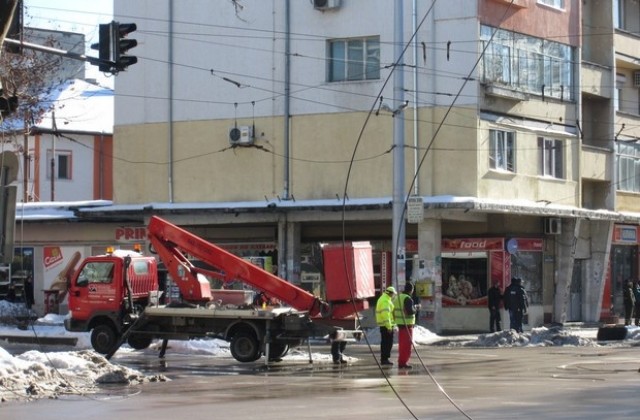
[0,79,113,135]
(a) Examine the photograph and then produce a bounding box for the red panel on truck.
[322,242,375,302]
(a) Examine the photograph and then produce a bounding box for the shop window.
[442,256,488,305]
[489,129,515,172]
[328,36,380,82]
[510,252,542,304]
[538,137,564,179]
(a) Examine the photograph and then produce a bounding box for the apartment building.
[98,0,640,332]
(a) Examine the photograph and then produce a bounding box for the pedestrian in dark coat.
[634,281,640,327]
[487,281,502,332]
[505,277,528,333]
[623,280,635,326]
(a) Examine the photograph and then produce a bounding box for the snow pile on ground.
[0,347,168,403]
[460,326,598,347]
[361,325,442,345]
[0,300,36,326]
[148,337,232,356]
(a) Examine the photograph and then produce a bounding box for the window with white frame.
[616,141,640,193]
[489,129,515,172]
[46,150,72,180]
[328,36,380,82]
[538,137,563,178]
[538,0,564,9]
[480,25,574,101]
[615,0,640,32]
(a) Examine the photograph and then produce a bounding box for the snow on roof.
[0,79,113,135]
[15,200,112,221]
[11,196,640,223]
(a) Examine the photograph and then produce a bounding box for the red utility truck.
[64,216,375,362]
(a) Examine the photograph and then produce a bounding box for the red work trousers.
[397,325,414,367]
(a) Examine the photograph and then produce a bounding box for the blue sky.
[23,0,114,86]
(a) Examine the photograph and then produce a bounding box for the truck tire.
[230,331,261,362]
[127,334,153,350]
[91,324,118,354]
[268,343,289,361]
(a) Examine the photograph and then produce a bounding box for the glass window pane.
[329,41,345,82]
[347,40,363,80]
[365,38,380,79]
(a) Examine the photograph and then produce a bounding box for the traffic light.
[113,22,137,72]
[90,23,112,72]
[90,21,137,73]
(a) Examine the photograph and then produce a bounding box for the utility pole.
[392,0,406,289]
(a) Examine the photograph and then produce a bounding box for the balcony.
[581,62,612,99]
[581,145,611,182]
[615,31,640,65]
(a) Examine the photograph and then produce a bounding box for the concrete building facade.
[15,0,635,332]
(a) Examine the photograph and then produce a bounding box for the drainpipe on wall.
[283,0,291,201]
[412,0,419,195]
[168,0,175,203]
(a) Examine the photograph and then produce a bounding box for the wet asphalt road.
[3,342,640,419]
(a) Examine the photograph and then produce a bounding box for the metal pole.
[392,0,406,288]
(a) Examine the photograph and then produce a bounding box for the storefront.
[439,237,544,332]
[608,225,639,318]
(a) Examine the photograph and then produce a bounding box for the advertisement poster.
[43,246,84,296]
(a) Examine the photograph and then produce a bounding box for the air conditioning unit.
[544,217,561,235]
[634,71,640,88]
[229,125,254,146]
[313,0,341,11]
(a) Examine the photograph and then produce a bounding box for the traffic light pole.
[3,38,111,70]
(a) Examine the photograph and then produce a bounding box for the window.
[480,26,574,101]
[616,141,640,193]
[489,129,515,172]
[511,252,543,304]
[538,137,563,178]
[538,0,564,9]
[46,150,72,180]
[328,36,380,82]
[77,262,115,285]
[615,73,625,112]
[615,0,640,32]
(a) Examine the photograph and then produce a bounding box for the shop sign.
[613,225,637,244]
[43,247,63,269]
[511,238,543,252]
[442,237,503,252]
[115,227,147,242]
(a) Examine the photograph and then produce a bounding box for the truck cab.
[65,249,158,352]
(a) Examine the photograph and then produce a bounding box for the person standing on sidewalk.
[623,280,635,326]
[376,286,396,366]
[633,281,640,326]
[394,282,420,369]
[506,277,528,333]
[487,281,502,332]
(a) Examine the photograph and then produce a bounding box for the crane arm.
[147,216,326,315]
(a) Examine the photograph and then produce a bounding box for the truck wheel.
[230,331,261,362]
[91,324,118,354]
[127,334,153,350]
[268,343,289,360]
